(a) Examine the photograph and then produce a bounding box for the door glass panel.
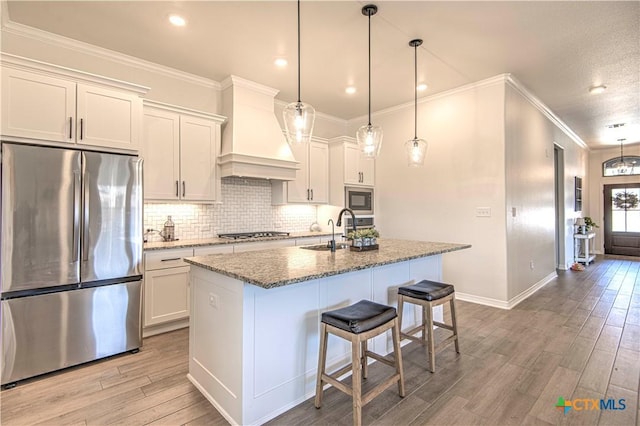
[611,188,640,232]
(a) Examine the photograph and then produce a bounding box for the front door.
[604,183,640,256]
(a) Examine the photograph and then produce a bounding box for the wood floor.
[2,256,639,425]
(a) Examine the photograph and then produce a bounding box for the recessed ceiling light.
[589,84,606,94]
[169,14,186,27]
[274,58,288,68]
[345,86,357,95]
[417,83,428,92]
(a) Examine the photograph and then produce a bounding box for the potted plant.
[347,229,380,247]
[584,217,599,232]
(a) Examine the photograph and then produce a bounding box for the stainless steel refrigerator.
[1,143,143,386]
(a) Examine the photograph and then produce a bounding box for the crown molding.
[1,53,149,94]
[144,100,226,123]
[1,19,221,90]
[346,73,588,151]
[505,75,588,150]
[347,74,509,124]
[220,75,279,97]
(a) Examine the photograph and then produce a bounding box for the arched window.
[603,156,640,176]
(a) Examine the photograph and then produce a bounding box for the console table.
[574,232,596,265]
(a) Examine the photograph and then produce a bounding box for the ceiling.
[4,1,639,149]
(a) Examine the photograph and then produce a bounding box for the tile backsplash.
[144,177,318,241]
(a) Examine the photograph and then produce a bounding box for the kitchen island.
[184,239,470,425]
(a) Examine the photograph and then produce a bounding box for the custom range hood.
[219,75,299,180]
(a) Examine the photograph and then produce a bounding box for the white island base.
[188,255,444,425]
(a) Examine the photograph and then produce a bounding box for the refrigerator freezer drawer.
[1,281,142,385]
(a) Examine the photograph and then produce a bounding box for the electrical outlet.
[530,261,535,270]
[208,293,219,308]
[476,207,491,217]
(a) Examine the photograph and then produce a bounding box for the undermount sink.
[300,243,349,251]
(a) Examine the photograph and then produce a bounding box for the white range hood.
[219,75,299,181]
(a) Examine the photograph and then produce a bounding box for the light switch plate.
[476,207,491,217]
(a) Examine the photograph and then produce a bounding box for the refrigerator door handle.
[73,171,81,262]
[82,171,90,262]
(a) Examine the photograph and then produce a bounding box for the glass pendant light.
[356,4,383,159]
[616,138,630,175]
[283,0,315,145]
[405,39,428,167]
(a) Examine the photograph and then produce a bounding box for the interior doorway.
[554,145,565,269]
[604,183,640,256]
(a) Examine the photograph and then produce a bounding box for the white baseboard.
[456,271,557,310]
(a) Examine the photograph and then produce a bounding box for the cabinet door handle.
[69,117,73,139]
[182,181,186,197]
[160,258,181,262]
[310,189,314,200]
[175,180,179,197]
[80,118,84,140]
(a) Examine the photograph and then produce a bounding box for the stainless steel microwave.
[345,186,374,215]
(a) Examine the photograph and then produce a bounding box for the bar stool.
[315,299,405,426]
[397,280,459,373]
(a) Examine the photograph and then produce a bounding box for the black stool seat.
[321,299,397,334]
[398,280,454,301]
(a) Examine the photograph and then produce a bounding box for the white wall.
[358,78,509,302]
[504,84,587,300]
[588,144,640,253]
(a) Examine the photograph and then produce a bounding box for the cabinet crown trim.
[329,136,356,146]
[1,53,150,95]
[144,100,226,123]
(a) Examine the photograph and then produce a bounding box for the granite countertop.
[184,238,471,289]
[143,231,334,251]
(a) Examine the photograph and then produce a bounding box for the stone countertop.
[143,231,334,251]
[184,238,471,289]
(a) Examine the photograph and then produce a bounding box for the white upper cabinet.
[343,143,375,186]
[329,136,375,206]
[272,138,329,204]
[1,56,147,151]
[1,68,76,143]
[142,107,180,200]
[76,84,141,151]
[142,101,226,202]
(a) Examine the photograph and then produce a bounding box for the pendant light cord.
[297,0,301,103]
[367,10,372,126]
[413,43,417,140]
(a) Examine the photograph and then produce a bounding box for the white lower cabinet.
[143,248,193,335]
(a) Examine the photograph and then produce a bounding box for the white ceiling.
[4,1,639,149]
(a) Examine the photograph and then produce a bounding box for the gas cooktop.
[217,231,290,240]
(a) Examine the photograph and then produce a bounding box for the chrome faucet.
[336,208,357,237]
[327,219,336,252]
